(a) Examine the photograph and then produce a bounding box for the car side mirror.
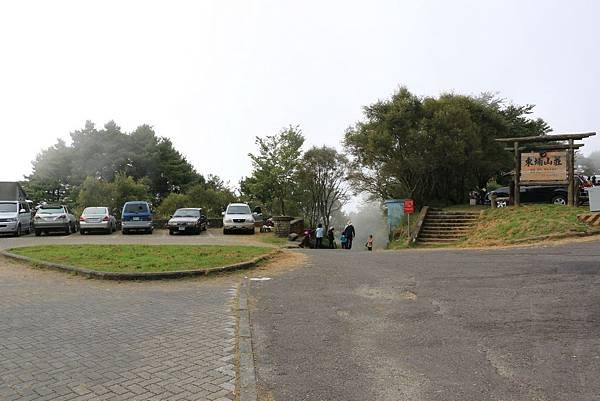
[221,211,225,216]
[19,209,26,214]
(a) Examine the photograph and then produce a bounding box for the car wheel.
[223,228,228,235]
[35,229,41,237]
[122,229,128,235]
[65,224,71,235]
[13,224,21,237]
[169,230,174,235]
[80,229,86,235]
[250,228,255,235]
[552,195,567,205]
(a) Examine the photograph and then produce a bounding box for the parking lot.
[0,228,268,251]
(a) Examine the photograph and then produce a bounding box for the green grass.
[462,204,590,247]
[9,245,272,273]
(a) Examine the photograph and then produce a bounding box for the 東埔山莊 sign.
[520,151,567,182]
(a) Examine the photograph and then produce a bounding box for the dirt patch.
[248,250,306,278]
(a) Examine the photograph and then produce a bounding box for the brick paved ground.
[0,259,238,401]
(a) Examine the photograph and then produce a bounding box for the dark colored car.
[166,208,207,235]
[486,181,589,206]
[121,201,153,234]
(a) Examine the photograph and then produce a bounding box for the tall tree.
[298,146,349,229]
[344,87,550,206]
[243,125,304,215]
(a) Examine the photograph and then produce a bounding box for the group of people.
[313,221,373,251]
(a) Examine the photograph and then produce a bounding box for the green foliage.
[75,173,151,215]
[156,193,191,219]
[24,120,236,216]
[344,87,550,206]
[27,121,201,206]
[241,125,305,216]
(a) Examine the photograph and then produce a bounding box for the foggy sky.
[1,0,598,186]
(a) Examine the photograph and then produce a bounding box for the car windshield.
[124,203,148,214]
[0,203,17,213]
[83,207,107,215]
[173,209,200,218]
[227,205,251,214]
[39,207,64,214]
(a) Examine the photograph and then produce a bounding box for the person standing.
[327,226,335,249]
[343,221,356,250]
[315,223,324,249]
[366,234,374,251]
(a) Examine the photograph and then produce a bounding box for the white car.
[222,203,255,234]
[0,201,32,237]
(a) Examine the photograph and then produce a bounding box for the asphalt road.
[250,241,600,401]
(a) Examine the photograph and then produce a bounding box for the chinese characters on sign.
[520,151,567,182]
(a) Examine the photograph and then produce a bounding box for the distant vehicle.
[166,208,207,235]
[486,180,589,206]
[79,207,117,235]
[222,203,255,234]
[0,182,32,237]
[34,204,78,236]
[121,201,153,234]
[0,201,32,237]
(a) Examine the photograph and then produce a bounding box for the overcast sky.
[1,0,598,186]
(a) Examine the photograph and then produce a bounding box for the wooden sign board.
[520,151,567,182]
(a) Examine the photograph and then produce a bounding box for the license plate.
[178,226,186,231]
[133,217,140,221]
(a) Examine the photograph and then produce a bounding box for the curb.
[0,249,278,280]
[238,278,258,401]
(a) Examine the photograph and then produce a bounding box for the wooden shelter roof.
[495,132,595,143]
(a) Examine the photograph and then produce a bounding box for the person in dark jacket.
[343,221,356,250]
[327,226,335,248]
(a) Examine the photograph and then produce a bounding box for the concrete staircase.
[416,209,480,245]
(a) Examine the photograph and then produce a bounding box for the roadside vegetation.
[388,205,593,249]
[9,245,272,273]
[461,205,591,247]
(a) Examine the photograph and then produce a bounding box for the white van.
[0,201,32,236]
[222,203,256,234]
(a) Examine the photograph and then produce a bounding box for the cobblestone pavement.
[0,258,239,401]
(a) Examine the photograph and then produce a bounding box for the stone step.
[427,212,479,216]
[427,214,479,220]
[419,232,468,238]
[420,229,471,235]
[417,237,464,243]
[422,221,476,228]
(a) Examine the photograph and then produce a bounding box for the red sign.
[404,199,414,214]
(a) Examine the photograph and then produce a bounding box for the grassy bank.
[9,245,272,273]
[461,204,590,247]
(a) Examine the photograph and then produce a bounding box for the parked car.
[486,181,589,206]
[222,203,255,234]
[34,204,78,236]
[0,201,32,237]
[79,206,117,235]
[121,201,153,234]
[166,208,207,235]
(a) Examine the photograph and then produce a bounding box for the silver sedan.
[79,207,117,234]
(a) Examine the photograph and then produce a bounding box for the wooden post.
[568,139,575,206]
[514,141,520,206]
